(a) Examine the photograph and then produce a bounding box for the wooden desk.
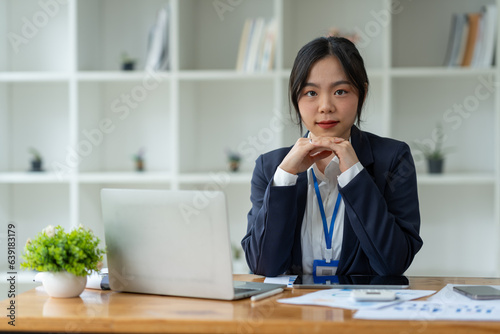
[2,275,500,333]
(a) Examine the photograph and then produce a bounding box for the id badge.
[313,274,339,285]
[313,259,339,277]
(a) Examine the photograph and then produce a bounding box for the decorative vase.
[229,160,240,172]
[135,158,144,172]
[31,159,43,172]
[122,62,135,71]
[428,158,444,174]
[42,271,87,298]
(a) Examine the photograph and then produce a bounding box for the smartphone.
[453,285,500,300]
[350,289,396,302]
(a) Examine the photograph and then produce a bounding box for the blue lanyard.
[311,169,342,250]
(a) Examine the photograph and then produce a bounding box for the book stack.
[443,5,497,68]
[145,3,170,71]
[236,18,277,72]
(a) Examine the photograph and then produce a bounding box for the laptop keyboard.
[234,287,258,293]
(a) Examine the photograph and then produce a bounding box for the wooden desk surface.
[2,275,500,333]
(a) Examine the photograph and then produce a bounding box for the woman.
[241,36,423,277]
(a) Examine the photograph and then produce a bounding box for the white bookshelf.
[1,0,499,277]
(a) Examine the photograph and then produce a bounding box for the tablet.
[292,275,409,289]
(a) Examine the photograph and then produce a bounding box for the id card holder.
[313,259,339,277]
[313,274,339,285]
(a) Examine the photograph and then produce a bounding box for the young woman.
[241,36,423,277]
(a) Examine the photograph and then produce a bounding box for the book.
[236,19,252,71]
[461,12,481,66]
[259,18,277,71]
[443,5,497,68]
[240,18,257,72]
[145,3,170,71]
[235,18,276,72]
[443,14,459,67]
[470,11,486,67]
[455,15,469,66]
[245,17,265,72]
[444,14,467,67]
[479,4,497,67]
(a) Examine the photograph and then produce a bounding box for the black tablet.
[292,275,409,289]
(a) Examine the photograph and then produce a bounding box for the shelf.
[178,172,252,185]
[1,0,70,72]
[178,0,274,71]
[391,67,496,78]
[282,0,387,69]
[417,173,496,185]
[1,0,499,278]
[177,70,277,81]
[78,172,172,184]
[178,80,276,173]
[77,71,171,82]
[77,0,168,72]
[0,172,71,184]
[1,172,492,186]
[0,72,70,82]
[391,0,497,68]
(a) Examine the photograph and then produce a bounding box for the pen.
[251,288,284,302]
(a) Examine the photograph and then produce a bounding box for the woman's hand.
[278,137,360,175]
[311,136,360,173]
[278,138,333,175]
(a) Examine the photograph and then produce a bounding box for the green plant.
[413,123,453,161]
[121,52,135,63]
[21,225,106,277]
[28,147,42,162]
[226,149,241,162]
[232,244,242,259]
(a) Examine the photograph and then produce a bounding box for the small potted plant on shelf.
[226,149,241,172]
[120,52,137,71]
[132,147,145,172]
[28,147,43,172]
[21,224,106,298]
[413,123,454,174]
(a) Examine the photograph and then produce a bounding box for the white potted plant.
[21,224,106,298]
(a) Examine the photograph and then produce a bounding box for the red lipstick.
[317,120,338,129]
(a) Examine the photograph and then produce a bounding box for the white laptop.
[100,188,285,300]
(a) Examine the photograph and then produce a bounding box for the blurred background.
[1,0,499,296]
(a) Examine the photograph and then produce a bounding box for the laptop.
[100,188,285,300]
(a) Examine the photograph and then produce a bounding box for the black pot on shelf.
[31,159,43,172]
[122,62,135,71]
[427,158,444,174]
[229,160,240,172]
[135,159,144,172]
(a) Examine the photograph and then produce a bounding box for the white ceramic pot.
[42,271,87,298]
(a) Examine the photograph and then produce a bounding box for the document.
[278,289,435,310]
[354,284,500,321]
[354,301,500,321]
[264,275,297,288]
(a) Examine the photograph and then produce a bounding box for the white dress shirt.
[273,152,363,274]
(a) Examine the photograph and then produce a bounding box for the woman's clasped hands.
[278,136,360,175]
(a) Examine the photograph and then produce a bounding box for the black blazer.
[241,126,423,277]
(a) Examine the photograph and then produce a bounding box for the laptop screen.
[101,188,236,299]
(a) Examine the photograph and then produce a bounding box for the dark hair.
[289,36,369,133]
